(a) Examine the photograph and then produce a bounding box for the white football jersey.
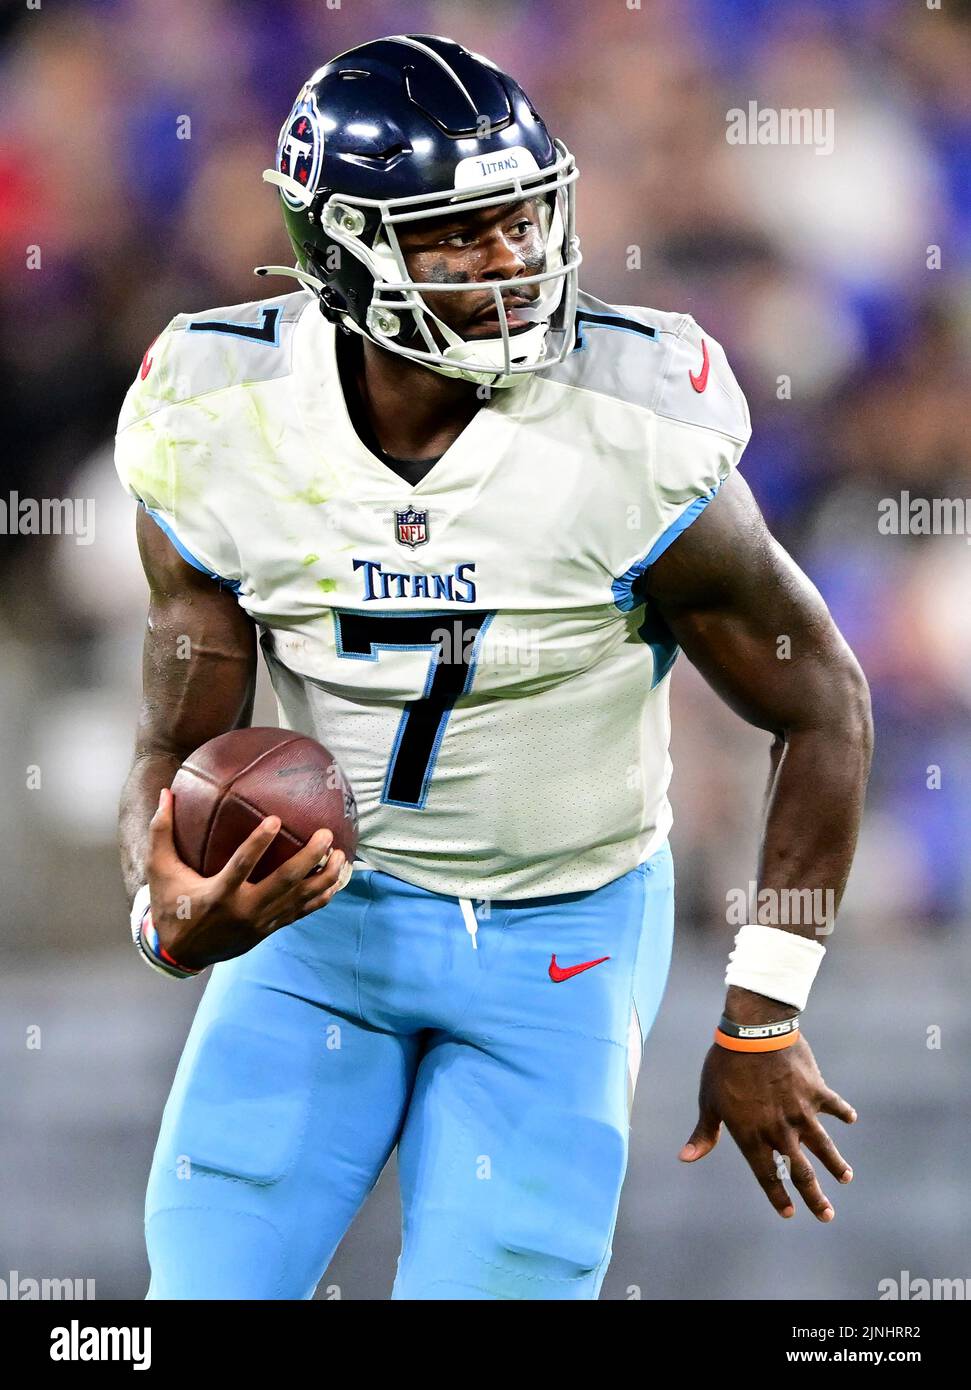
[115,290,750,898]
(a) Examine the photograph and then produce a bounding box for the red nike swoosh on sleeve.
[140,337,158,380]
[689,338,710,393]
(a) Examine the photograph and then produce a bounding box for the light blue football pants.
[144,843,675,1300]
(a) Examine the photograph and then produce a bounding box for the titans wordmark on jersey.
[115,291,751,898]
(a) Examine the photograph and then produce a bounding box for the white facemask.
[259,140,582,389]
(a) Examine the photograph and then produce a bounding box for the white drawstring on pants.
[356,856,480,950]
[459,897,479,950]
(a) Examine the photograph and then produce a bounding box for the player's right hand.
[144,787,347,970]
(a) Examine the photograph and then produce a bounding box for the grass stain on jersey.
[245,387,286,462]
[289,484,330,506]
[122,423,206,517]
[316,578,337,593]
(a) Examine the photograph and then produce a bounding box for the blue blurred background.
[1,0,969,1300]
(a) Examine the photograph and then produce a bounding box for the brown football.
[170,727,358,883]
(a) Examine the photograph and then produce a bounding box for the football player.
[116,35,872,1300]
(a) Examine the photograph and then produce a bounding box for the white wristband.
[129,884,198,980]
[129,884,152,945]
[725,924,826,1011]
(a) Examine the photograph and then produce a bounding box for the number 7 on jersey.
[333,610,495,810]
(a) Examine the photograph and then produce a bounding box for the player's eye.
[442,230,476,248]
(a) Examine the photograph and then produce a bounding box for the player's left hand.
[678,1036,857,1220]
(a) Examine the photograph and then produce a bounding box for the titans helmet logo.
[276,88,324,210]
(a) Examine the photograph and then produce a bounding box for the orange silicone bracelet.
[714,1026,800,1053]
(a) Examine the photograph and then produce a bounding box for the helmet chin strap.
[428,321,551,388]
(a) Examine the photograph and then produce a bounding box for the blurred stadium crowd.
[2,0,970,952]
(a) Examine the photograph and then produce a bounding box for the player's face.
[396,197,547,339]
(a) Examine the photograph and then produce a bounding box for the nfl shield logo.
[395,507,428,549]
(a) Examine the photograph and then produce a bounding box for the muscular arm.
[118,507,257,905]
[645,470,873,1001]
[118,508,344,969]
[644,471,872,1220]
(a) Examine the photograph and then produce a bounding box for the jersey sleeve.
[114,319,243,589]
[613,314,751,610]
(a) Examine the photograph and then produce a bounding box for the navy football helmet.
[257,35,581,387]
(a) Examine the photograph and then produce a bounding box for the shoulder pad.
[118,291,308,430]
[653,313,750,444]
[546,295,750,446]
